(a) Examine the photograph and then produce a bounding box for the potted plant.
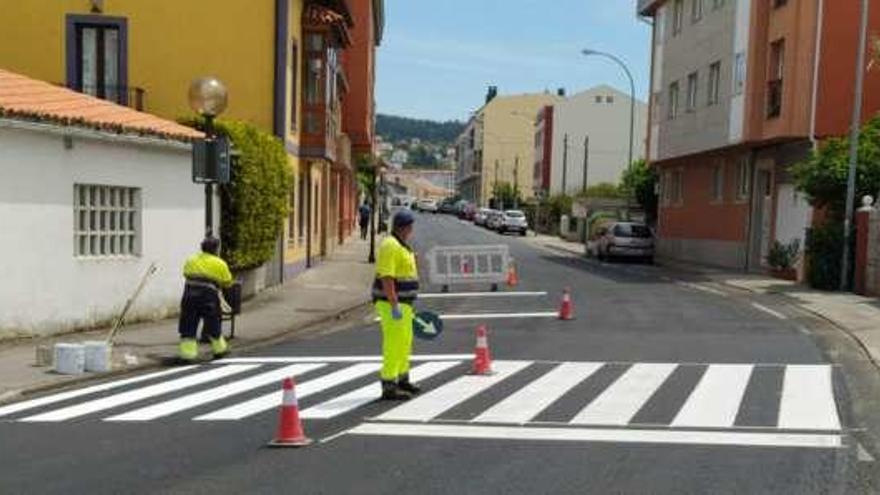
[766,239,801,281]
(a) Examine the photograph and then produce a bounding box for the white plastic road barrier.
[427,244,510,290]
[54,343,86,375]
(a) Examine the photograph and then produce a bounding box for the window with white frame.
[74,184,141,257]
[686,72,698,112]
[734,52,746,95]
[736,158,751,199]
[691,0,703,23]
[669,81,680,119]
[712,163,724,201]
[708,61,721,105]
[672,0,684,36]
[672,169,684,203]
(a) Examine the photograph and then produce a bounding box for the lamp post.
[368,163,386,264]
[188,77,229,237]
[581,49,636,173]
[841,0,870,291]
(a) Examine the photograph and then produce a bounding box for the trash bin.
[223,281,243,315]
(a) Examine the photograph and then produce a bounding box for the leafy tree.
[492,182,521,210]
[791,114,880,219]
[376,114,465,144]
[620,159,658,224]
[575,182,624,199]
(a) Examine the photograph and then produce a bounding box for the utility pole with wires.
[582,135,590,194]
[562,134,569,195]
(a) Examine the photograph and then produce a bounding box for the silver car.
[498,210,529,236]
[595,222,654,262]
[485,210,505,231]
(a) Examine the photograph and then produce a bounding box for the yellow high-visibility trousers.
[375,300,414,381]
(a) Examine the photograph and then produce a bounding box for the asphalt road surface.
[1,213,876,494]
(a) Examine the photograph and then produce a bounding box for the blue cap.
[393,210,415,230]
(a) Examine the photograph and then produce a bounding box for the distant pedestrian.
[177,237,233,362]
[359,201,372,240]
[372,210,421,400]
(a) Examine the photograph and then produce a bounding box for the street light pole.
[562,134,569,195]
[368,166,378,264]
[841,0,870,291]
[513,156,519,209]
[582,135,590,194]
[204,115,215,236]
[581,49,636,172]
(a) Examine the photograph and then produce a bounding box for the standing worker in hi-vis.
[177,237,233,362]
[373,210,421,400]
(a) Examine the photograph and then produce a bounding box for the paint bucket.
[34,344,52,367]
[84,341,112,372]
[53,343,85,375]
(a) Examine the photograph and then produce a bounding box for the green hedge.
[805,222,845,290]
[182,118,292,270]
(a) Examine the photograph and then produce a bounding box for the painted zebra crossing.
[0,356,845,447]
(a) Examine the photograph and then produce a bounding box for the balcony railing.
[767,79,783,119]
[61,84,146,112]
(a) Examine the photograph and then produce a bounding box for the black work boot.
[397,373,421,395]
[381,380,412,401]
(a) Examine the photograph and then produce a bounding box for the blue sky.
[376,1,653,122]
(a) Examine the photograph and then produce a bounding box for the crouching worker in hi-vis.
[177,237,233,362]
[373,210,421,400]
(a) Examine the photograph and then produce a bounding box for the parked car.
[474,208,492,226]
[486,210,505,231]
[497,210,529,236]
[439,199,458,214]
[458,202,477,221]
[594,222,654,262]
[417,198,439,213]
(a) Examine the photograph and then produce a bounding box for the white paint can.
[53,343,85,375]
[84,341,112,372]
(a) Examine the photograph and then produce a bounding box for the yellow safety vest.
[373,235,419,303]
[183,252,234,288]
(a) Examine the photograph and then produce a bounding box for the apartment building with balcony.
[456,88,562,207]
[639,0,880,271]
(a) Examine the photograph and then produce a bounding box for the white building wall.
[0,124,203,336]
[549,86,648,195]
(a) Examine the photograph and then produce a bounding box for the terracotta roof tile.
[0,68,202,142]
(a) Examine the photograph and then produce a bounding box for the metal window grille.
[74,184,141,258]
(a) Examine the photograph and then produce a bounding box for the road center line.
[372,312,558,323]
[751,302,788,320]
[420,291,548,299]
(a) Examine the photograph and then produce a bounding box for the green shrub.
[766,239,801,270]
[805,223,844,290]
[182,117,292,270]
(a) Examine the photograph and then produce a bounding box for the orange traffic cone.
[506,261,519,287]
[471,325,494,375]
[558,288,574,320]
[268,377,312,448]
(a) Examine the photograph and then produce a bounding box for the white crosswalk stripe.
[194,362,381,421]
[570,363,677,426]
[20,365,258,422]
[778,365,840,431]
[376,361,532,422]
[672,364,753,428]
[473,362,603,424]
[0,366,196,418]
[300,361,461,420]
[104,363,325,422]
[1,357,844,444]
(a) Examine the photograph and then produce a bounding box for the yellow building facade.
[0,0,326,279]
[478,94,563,204]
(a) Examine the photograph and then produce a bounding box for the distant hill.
[376,114,465,145]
